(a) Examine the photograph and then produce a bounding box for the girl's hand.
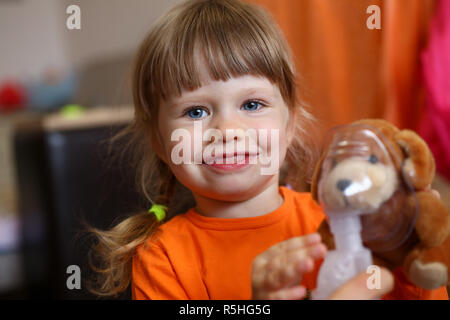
[328,267,394,300]
[251,233,327,299]
[251,233,394,300]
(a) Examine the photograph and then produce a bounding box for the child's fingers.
[251,233,325,299]
[264,285,307,300]
[263,243,327,290]
[328,267,394,300]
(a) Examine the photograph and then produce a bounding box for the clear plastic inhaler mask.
[312,123,418,299]
[317,123,418,252]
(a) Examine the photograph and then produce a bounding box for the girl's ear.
[286,108,298,147]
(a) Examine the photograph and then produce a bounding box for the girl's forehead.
[170,74,280,102]
[158,42,289,107]
[188,45,277,94]
[192,46,213,85]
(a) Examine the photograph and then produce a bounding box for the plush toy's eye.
[368,154,378,164]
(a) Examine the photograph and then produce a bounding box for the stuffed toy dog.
[311,119,450,290]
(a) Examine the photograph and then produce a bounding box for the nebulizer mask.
[312,123,418,299]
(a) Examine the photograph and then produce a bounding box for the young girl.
[88,0,448,300]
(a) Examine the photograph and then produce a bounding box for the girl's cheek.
[167,129,197,165]
[162,113,289,164]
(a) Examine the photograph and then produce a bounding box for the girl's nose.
[211,112,246,142]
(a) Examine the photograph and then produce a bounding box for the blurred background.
[0,0,449,299]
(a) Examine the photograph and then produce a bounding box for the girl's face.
[154,63,294,202]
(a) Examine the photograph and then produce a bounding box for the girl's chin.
[196,178,275,202]
[201,190,255,202]
[172,165,278,200]
[208,185,253,199]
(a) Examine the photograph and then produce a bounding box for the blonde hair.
[87,0,317,297]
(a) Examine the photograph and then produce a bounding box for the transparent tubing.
[312,213,373,300]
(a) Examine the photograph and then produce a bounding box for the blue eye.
[185,107,208,119]
[242,100,263,111]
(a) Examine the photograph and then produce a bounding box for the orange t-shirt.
[132,186,448,300]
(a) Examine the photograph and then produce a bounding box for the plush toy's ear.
[310,152,326,201]
[394,129,436,190]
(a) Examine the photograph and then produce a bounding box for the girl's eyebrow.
[169,85,275,108]
[240,87,273,97]
[168,96,209,109]
[235,86,277,102]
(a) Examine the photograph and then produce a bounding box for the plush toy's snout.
[336,179,351,191]
[320,155,398,213]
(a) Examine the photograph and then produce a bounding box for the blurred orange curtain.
[246,0,435,137]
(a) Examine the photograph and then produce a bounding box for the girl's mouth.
[202,153,258,172]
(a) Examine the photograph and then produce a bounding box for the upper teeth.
[207,154,247,164]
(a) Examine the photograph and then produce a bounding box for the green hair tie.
[148,204,167,222]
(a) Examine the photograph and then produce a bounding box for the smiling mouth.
[202,152,259,165]
[202,153,259,171]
